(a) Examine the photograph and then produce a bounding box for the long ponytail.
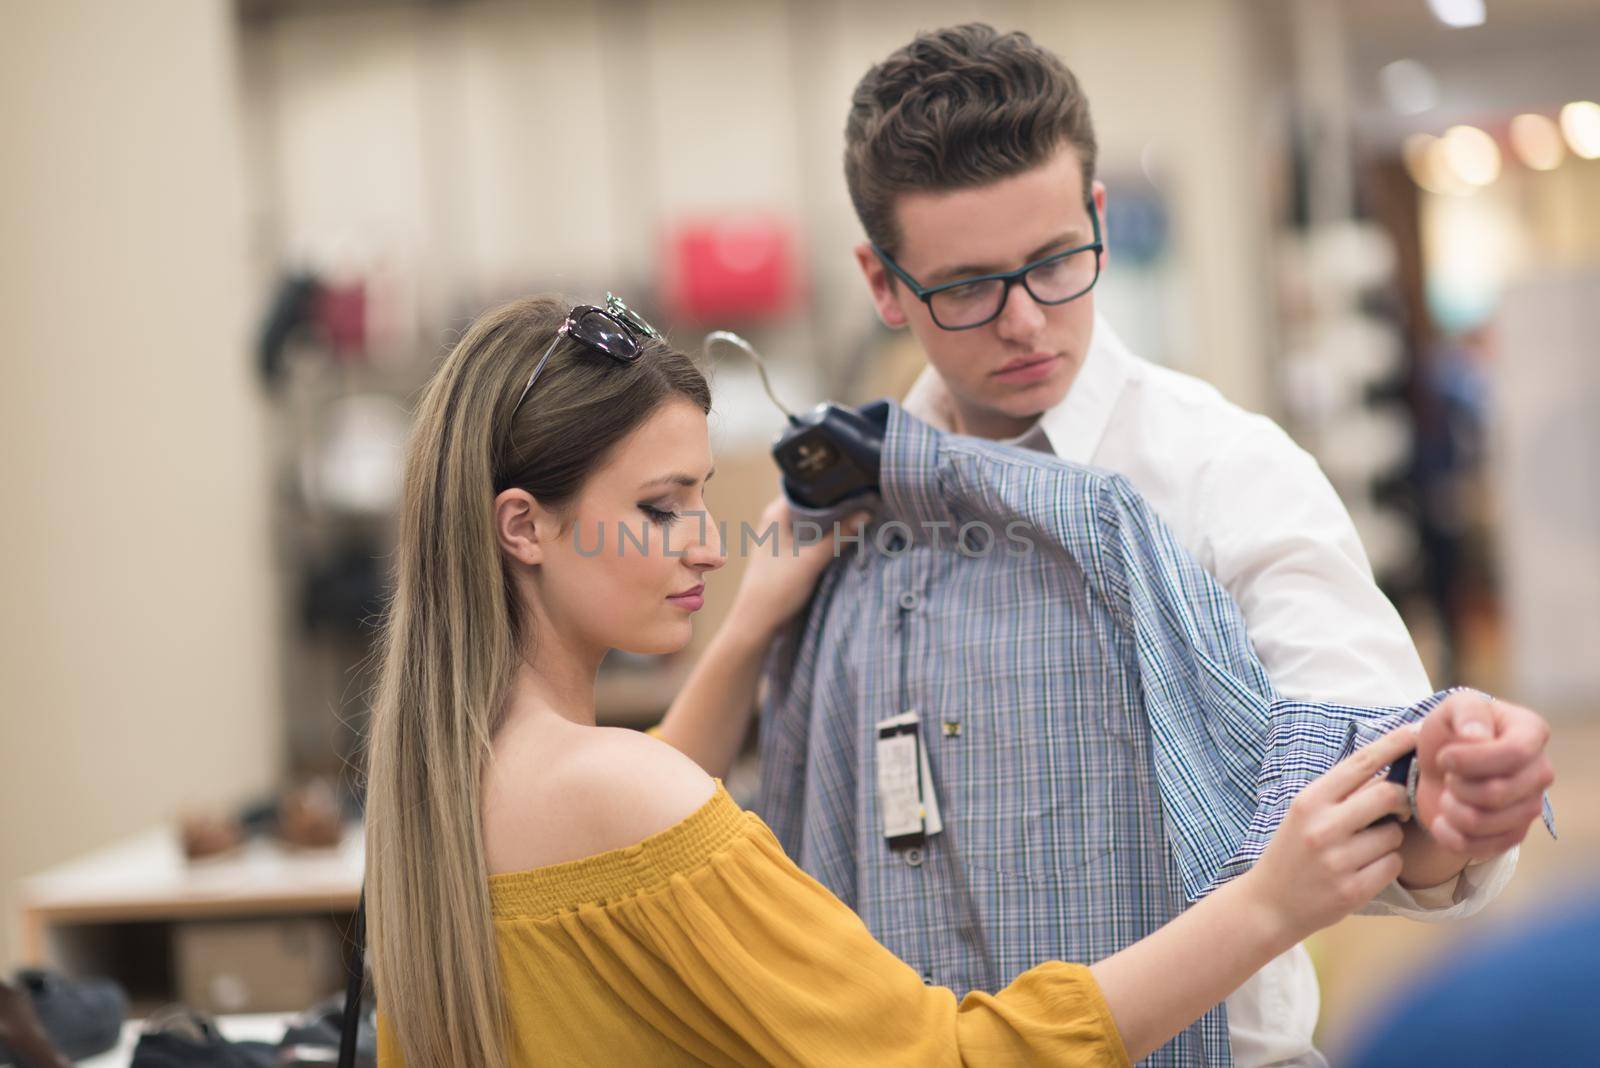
[364,296,709,1066]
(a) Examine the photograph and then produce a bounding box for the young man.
[764,24,1553,1067]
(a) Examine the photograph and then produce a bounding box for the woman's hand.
[1239,724,1419,943]
[654,498,871,779]
[1091,724,1420,1062]
[727,497,872,642]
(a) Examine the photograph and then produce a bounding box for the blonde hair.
[364,296,710,1066]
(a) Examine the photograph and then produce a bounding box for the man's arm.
[1197,422,1550,893]
[1196,419,1431,705]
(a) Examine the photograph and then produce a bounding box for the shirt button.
[904,847,924,867]
[922,971,935,986]
[898,590,920,611]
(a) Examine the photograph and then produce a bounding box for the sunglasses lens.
[571,309,641,363]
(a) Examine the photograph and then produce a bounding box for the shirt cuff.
[1205,693,1446,894]
[1359,846,1519,921]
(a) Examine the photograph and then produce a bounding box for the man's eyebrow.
[637,466,716,491]
[925,230,1088,285]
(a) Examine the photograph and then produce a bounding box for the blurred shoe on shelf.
[0,968,126,1066]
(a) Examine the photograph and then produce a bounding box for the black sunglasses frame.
[511,295,660,413]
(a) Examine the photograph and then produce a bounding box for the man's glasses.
[872,203,1104,331]
[512,294,662,413]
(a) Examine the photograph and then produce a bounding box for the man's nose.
[994,281,1047,344]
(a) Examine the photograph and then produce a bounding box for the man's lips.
[992,354,1061,383]
[994,353,1059,375]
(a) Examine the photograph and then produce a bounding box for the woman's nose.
[687,512,726,571]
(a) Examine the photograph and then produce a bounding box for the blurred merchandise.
[298,540,386,639]
[179,814,245,864]
[257,273,321,391]
[183,779,348,862]
[664,214,802,325]
[91,996,377,1068]
[130,1007,277,1068]
[298,395,409,520]
[174,920,343,1017]
[1277,219,1418,585]
[1094,172,1180,370]
[0,974,70,1068]
[276,994,376,1068]
[0,968,126,1066]
[275,780,345,852]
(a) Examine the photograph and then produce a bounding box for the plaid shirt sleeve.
[930,435,1551,902]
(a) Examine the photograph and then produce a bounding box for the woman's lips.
[992,354,1061,384]
[667,586,705,611]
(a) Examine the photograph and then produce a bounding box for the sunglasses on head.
[512,294,662,413]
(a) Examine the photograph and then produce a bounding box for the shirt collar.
[899,313,1135,464]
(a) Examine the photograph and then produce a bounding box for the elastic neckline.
[488,781,751,920]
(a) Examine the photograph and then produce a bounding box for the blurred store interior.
[2,0,1597,1052]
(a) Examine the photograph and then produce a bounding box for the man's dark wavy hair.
[844,23,1097,255]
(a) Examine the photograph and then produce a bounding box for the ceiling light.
[1440,125,1501,187]
[1404,132,1472,196]
[1426,0,1486,29]
[1509,113,1565,171]
[1559,101,1600,160]
[1380,59,1438,116]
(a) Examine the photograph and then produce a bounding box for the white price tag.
[875,711,943,844]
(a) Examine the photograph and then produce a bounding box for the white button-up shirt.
[901,315,1514,1067]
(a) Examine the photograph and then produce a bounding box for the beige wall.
[0,1,283,966]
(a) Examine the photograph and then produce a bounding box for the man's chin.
[991,387,1068,422]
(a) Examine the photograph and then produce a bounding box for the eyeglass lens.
[929,248,1100,329]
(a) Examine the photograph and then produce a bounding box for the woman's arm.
[654,498,869,777]
[1089,724,1418,1061]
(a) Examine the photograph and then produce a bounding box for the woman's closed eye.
[639,502,680,527]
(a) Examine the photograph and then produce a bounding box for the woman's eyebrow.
[637,466,716,491]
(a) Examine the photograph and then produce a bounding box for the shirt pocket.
[941,716,1132,885]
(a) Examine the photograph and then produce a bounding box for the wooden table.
[19,825,362,1014]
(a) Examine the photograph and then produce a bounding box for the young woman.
[365,295,1417,1067]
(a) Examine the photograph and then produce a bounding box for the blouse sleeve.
[537,814,1130,1067]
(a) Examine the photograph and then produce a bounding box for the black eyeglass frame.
[871,201,1104,331]
[512,294,662,413]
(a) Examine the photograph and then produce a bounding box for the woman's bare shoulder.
[483,722,716,875]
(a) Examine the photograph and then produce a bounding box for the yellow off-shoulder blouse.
[378,783,1129,1066]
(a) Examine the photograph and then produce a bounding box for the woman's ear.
[494,488,546,567]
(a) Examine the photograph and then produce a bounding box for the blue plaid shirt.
[759,403,1459,1067]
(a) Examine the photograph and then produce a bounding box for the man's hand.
[1415,691,1554,860]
